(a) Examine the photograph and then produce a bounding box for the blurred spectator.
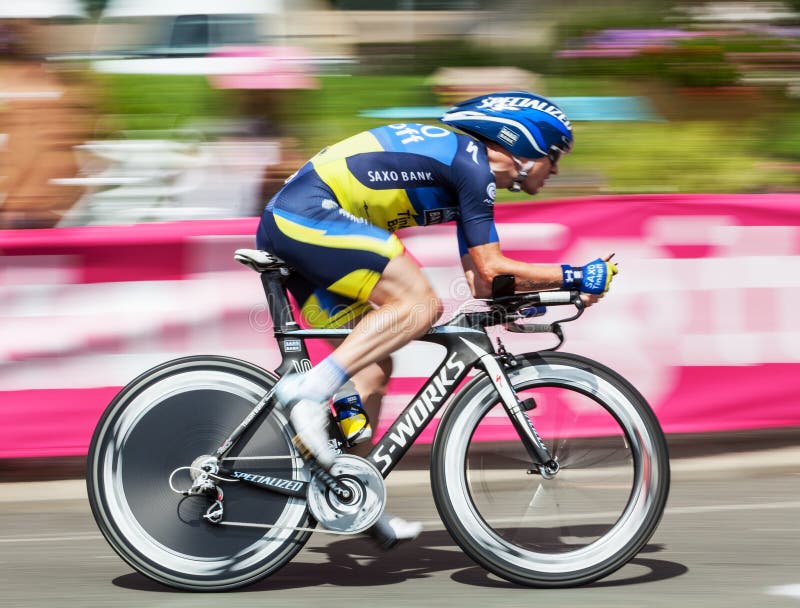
[0,20,92,228]
[0,22,19,55]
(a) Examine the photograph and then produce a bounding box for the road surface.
[1,447,799,608]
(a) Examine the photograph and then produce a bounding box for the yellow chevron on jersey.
[310,130,384,165]
[265,124,499,254]
[310,131,419,232]
[256,124,502,330]
[272,211,404,259]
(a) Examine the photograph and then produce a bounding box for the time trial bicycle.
[86,248,670,590]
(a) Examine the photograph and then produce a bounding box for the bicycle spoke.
[436,353,669,586]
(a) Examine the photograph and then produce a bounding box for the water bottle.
[332,383,372,447]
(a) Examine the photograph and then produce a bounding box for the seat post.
[259,269,313,377]
[259,270,296,334]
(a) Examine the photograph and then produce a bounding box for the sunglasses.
[547,145,567,165]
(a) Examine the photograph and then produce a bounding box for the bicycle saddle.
[234,249,289,273]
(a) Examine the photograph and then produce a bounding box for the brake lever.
[557,293,585,323]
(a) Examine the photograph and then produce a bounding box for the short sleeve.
[451,137,499,255]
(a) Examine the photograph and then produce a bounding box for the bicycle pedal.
[291,434,338,472]
[328,437,345,455]
[291,434,313,460]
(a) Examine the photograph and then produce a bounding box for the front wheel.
[86,356,313,591]
[431,352,670,587]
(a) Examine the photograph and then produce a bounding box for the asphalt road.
[2,447,799,608]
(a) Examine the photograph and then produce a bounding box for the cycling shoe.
[275,376,336,470]
[288,398,335,470]
[368,514,423,550]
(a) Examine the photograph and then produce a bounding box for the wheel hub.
[307,455,385,534]
[189,455,218,480]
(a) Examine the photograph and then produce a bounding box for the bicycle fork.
[465,341,559,478]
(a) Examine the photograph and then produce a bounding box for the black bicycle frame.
[213,267,556,481]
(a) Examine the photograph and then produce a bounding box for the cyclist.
[256,91,617,545]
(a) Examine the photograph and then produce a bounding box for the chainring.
[306,455,386,534]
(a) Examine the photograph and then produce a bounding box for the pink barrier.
[1,193,799,458]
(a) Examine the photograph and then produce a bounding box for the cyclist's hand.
[579,255,618,294]
[580,293,602,307]
[562,254,619,295]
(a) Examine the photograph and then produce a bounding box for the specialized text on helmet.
[477,96,572,129]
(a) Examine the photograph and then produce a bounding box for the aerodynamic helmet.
[440,91,573,160]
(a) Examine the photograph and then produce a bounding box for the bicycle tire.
[431,351,670,587]
[86,355,313,591]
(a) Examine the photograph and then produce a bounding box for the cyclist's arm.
[461,242,563,298]
[449,139,604,300]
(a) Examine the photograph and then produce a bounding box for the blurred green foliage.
[352,40,552,76]
[270,76,438,149]
[555,35,797,86]
[90,0,799,196]
[92,73,240,133]
[553,0,676,39]
[555,44,740,87]
[770,109,800,159]
[80,0,109,19]
[92,71,798,195]
[572,120,798,193]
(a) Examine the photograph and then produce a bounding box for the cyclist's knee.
[376,356,394,381]
[424,292,444,326]
[404,284,441,328]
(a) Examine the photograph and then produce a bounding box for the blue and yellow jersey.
[277,123,499,254]
[257,124,501,327]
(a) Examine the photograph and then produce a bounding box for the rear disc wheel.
[86,356,312,591]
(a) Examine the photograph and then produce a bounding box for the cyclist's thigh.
[257,180,404,307]
[287,275,372,329]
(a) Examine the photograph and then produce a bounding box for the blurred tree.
[81,0,109,18]
[786,0,800,15]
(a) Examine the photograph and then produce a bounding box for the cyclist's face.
[519,156,557,195]
[484,142,558,193]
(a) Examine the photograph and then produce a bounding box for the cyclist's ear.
[492,274,516,298]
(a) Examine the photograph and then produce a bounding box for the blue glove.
[561,259,618,294]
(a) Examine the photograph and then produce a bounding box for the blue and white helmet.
[440,91,573,159]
